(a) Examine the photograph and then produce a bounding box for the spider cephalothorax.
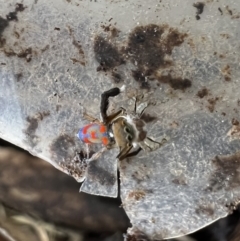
[78,86,166,160]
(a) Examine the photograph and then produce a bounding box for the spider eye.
[124,126,130,133]
[126,134,133,142]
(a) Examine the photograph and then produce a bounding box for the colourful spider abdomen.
[77,123,110,145]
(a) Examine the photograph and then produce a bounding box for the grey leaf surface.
[1,0,240,239]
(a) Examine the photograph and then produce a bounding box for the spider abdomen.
[78,123,110,145]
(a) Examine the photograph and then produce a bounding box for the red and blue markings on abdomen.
[78,123,110,145]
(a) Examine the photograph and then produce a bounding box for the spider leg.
[133,95,148,117]
[144,137,167,151]
[139,105,148,118]
[134,97,137,113]
[117,144,133,161]
[122,147,142,159]
[147,137,167,145]
[85,143,90,159]
[105,108,126,125]
[83,112,101,124]
[101,87,124,124]
[87,146,107,162]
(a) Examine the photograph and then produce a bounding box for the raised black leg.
[100,87,121,123]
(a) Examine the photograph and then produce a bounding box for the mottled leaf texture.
[1,0,240,239]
